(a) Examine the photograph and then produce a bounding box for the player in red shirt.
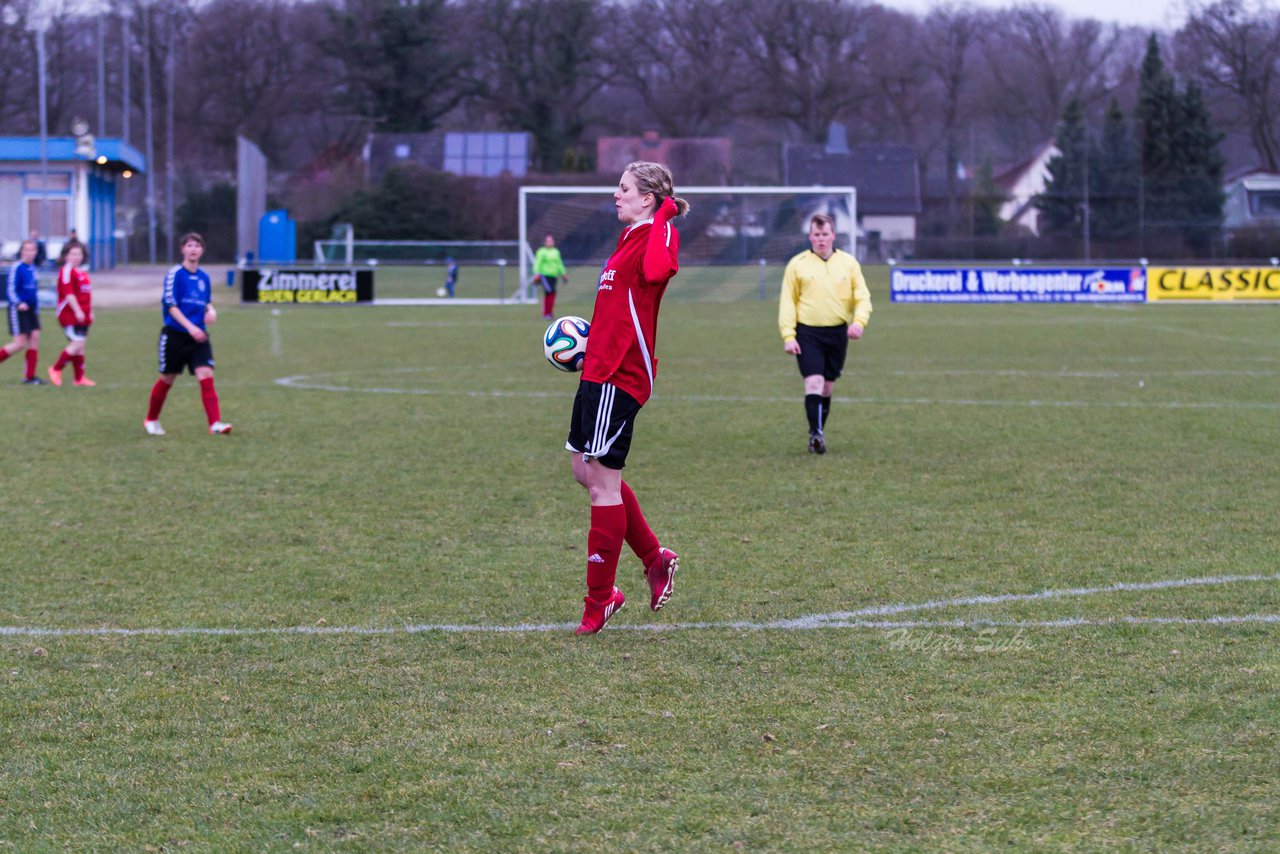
[567,161,689,634]
[48,241,95,387]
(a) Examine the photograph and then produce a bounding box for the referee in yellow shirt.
[778,213,872,454]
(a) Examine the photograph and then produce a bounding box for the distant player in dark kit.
[143,233,233,436]
[48,240,96,387]
[2,239,45,384]
[444,257,459,298]
[567,161,688,634]
[778,213,872,454]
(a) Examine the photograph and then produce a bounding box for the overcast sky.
[885,0,1188,29]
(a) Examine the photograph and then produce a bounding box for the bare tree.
[611,0,749,137]
[978,5,1135,155]
[179,0,325,166]
[731,0,874,144]
[323,0,476,134]
[861,6,933,147]
[1176,0,1280,170]
[920,5,985,208]
[471,0,613,172]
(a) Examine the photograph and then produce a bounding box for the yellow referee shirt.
[778,249,873,343]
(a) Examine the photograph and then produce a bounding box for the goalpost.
[518,185,857,302]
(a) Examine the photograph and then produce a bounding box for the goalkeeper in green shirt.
[778,213,873,455]
[533,234,568,319]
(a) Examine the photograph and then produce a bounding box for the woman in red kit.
[48,240,95,387]
[567,161,688,635]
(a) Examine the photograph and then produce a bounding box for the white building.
[1223,170,1280,231]
[994,142,1060,235]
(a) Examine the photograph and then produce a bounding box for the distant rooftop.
[784,142,921,215]
[0,136,146,173]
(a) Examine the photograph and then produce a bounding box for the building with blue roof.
[1,135,145,269]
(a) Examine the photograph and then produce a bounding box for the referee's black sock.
[821,396,832,430]
[805,394,822,435]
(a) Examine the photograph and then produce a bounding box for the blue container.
[257,210,296,263]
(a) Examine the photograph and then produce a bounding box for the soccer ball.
[543,315,589,372]
[436,287,447,297]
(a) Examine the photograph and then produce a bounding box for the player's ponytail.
[626,161,691,218]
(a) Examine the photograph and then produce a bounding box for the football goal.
[518,185,857,302]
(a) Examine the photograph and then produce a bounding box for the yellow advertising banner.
[1147,267,1280,301]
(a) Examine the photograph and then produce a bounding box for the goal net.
[518,185,856,302]
[313,237,520,265]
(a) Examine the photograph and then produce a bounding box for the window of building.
[26,197,69,236]
[1249,190,1280,218]
[24,172,72,192]
[443,133,529,177]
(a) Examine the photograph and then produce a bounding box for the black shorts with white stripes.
[566,380,642,470]
[157,326,214,375]
[8,306,39,336]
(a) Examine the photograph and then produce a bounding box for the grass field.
[2,273,1278,850]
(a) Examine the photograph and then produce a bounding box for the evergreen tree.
[1034,98,1088,238]
[1090,99,1139,242]
[1134,34,1226,254]
[1134,34,1183,234]
[970,158,1006,238]
[1176,80,1226,254]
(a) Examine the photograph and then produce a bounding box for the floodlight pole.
[143,1,156,263]
[164,10,174,250]
[97,13,106,137]
[121,8,131,144]
[32,7,51,240]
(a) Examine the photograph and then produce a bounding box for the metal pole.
[36,21,50,240]
[1083,127,1091,262]
[164,10,174,250]
[97,14,106,136]
[122,9,130,144]
[143,4,156,263]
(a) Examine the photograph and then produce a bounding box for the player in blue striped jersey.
[1,239,45,384]
[143,233,233,435]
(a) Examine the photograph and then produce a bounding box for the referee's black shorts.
[566,380,642,470]
[157,326,215,375]
[794,323,849,381]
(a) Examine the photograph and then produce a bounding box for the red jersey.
[582,217,680,405]
[56,264,93,327]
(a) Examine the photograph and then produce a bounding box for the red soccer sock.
[543,292,556,317]
[199,376,221,425]
[71,354,85,381]
[24,349,37,380]
[147,379,172,420]
[586,503,627,603]
[54,349,71,370]
[620,481,660,566]
[0,347,10,365]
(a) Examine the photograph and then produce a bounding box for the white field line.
[274,374,1280,411]
[269,312,283,357]
[2,573,1275,638]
